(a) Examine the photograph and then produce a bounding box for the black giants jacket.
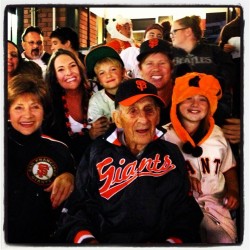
[5,126,75,244]
[56,127,203,244]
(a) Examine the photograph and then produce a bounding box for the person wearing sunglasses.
[21,26,51,77]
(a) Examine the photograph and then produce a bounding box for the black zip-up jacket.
[172,42,236,93]
[56,127,203,244]
[5,126,75,244]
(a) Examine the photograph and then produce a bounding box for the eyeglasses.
[170,27,188,36]
[25,41,43,46]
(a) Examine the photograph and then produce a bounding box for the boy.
[85,46,125,123]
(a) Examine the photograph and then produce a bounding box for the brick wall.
[79,8,98,48]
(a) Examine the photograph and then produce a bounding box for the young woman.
[44,49,109,164]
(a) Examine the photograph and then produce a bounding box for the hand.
[222,118,241,144]
[223,43,236,53]
[223,189,239,210]
[189,176,203,194]
[44,172,74,208]
[87,239,99,244]
[89,116,110,140]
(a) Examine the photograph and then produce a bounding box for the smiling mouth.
[106,78,116,83]
[20,121,34,127]
[151,76,162,80]
[188,109,200,114]
[66,77,76,83]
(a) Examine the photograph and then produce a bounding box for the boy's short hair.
[94,57,124,75]
[50,27,79,51]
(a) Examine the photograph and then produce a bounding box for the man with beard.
[21,26,51,78]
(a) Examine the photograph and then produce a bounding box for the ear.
[156,106,161,125]
[122,68,126,78]
[65,40,72,49]
[185,27,193,36]
[21,41,26,50]
[112,110,122,128]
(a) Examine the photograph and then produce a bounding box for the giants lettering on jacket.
[97,154,176,200]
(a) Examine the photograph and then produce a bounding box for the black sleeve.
[54,145,99,243]
[211,44,236,93]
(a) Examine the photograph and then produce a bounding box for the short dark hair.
[50,27,80,51]
[21,26,44,41]
[144,23,163,38]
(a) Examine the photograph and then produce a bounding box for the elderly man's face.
[113,96,160,155]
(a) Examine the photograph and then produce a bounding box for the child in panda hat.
[163,72,239,243]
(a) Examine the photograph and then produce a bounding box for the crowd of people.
[5,8,242,245]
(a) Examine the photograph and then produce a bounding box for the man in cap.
[56,78,203,244]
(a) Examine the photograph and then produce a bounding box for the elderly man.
[56,78,203,244]
[21,26,51,77]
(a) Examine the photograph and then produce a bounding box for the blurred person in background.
[21,26,51,78]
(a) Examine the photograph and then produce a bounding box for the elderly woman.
[6,74,75,243]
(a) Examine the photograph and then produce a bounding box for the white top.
[163,123,237,240]
[120,46,141,78]
[87,89,115,123]
[228,36,240,59]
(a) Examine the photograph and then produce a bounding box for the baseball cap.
[137,38,173,62]
[85,45,124,78]
[115,78,165,107]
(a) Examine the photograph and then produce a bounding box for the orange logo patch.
[136,79,147,91]
[27,156,58,186]
[148,38,159,48]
